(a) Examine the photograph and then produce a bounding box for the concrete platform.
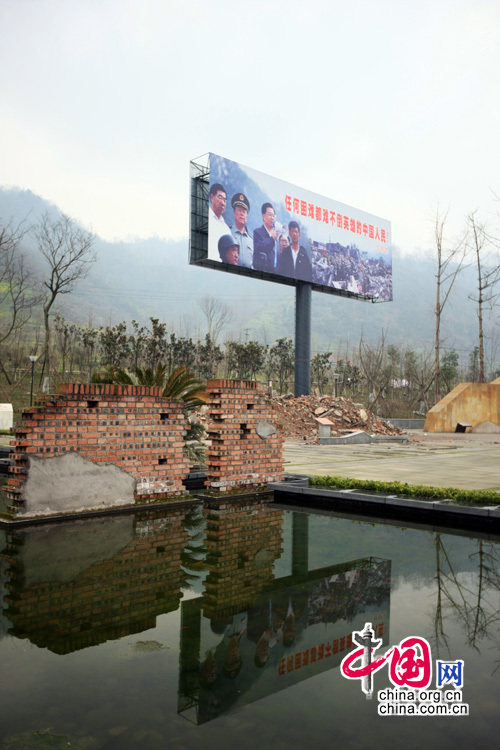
[269,478,500,534]
[284,430,500,491]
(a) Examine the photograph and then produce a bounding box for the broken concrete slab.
[256,420,277,439]
[320,430,409,445]
[472,421,500,434]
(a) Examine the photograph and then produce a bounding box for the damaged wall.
[205,379,284,491]
[5,383,190,518]
[4,380,286,520]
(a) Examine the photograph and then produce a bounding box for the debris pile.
[265,392,402,443]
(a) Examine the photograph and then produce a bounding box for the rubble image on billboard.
[205,153,392,301]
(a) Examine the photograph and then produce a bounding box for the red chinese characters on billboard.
[285,194,387,244]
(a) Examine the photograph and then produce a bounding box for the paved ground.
[3,431,500,492]
[284,430,500,491]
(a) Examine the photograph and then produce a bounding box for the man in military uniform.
[230,193,253,269]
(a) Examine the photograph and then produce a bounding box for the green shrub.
[308,475,500,505]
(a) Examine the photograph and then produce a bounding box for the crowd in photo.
[311,242,392,299]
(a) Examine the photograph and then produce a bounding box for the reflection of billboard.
[178,557,391,724]
[190,153,392,301]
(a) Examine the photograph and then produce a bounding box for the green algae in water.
[2,730,99,750]
[129,640,169,653]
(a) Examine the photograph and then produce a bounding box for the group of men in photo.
[209,182,312,282]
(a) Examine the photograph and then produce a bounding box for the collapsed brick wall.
[1,510,189,653]
[205,379,284,491]
[5,383,190,515]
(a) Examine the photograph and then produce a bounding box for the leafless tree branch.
[0,217,41,353]
[33,212,96,382]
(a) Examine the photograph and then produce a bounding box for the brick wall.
[5,383,190,515]
[205,379,284,491]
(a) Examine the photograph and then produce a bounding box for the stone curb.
[0,497,200,528]
[268,478,500,528]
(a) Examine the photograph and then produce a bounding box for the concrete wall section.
[424,382,500,432]
[5,383,190,517]
[22,453,136,517]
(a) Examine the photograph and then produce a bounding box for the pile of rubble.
[265,392,402,444]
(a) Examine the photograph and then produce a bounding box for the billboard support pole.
[295,282,311,396]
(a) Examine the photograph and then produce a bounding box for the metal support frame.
[295,282,311,396]
[189,156,210,264]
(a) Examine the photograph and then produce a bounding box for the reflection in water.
[433,535,500,668]
[1,510,190,653]
[0,502,500,749]
[179,555,390,724]
[202,497,284,619]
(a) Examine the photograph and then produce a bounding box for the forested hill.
[0,186,489,355]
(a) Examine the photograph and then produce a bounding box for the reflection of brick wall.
[202,498,284,619]
[1,511,189,653]
[6,383,189,513]
[205,380,283,491]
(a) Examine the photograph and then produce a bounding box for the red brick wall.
[6,383,190,513]
[205,379,284,491]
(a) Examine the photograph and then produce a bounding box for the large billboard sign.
[190,153,392,301]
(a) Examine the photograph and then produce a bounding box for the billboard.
[190,153,392,301]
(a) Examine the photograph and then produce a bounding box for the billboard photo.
[191,153,392,301]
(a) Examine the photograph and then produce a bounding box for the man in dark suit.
[277,221,312,282]
[253,203,278,273]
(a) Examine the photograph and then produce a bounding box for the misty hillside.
[0,186,493,359]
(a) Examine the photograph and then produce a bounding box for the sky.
[1,0,500,253]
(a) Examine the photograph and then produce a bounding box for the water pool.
[1,499,499,749]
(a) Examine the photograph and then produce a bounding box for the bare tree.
[467,211,500,383]
[199,295,231,343]
[34,212,96,383]
[432,208,467,401]
[406,346,435,412]
[358,329,391,410]
[0,218,40,379]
